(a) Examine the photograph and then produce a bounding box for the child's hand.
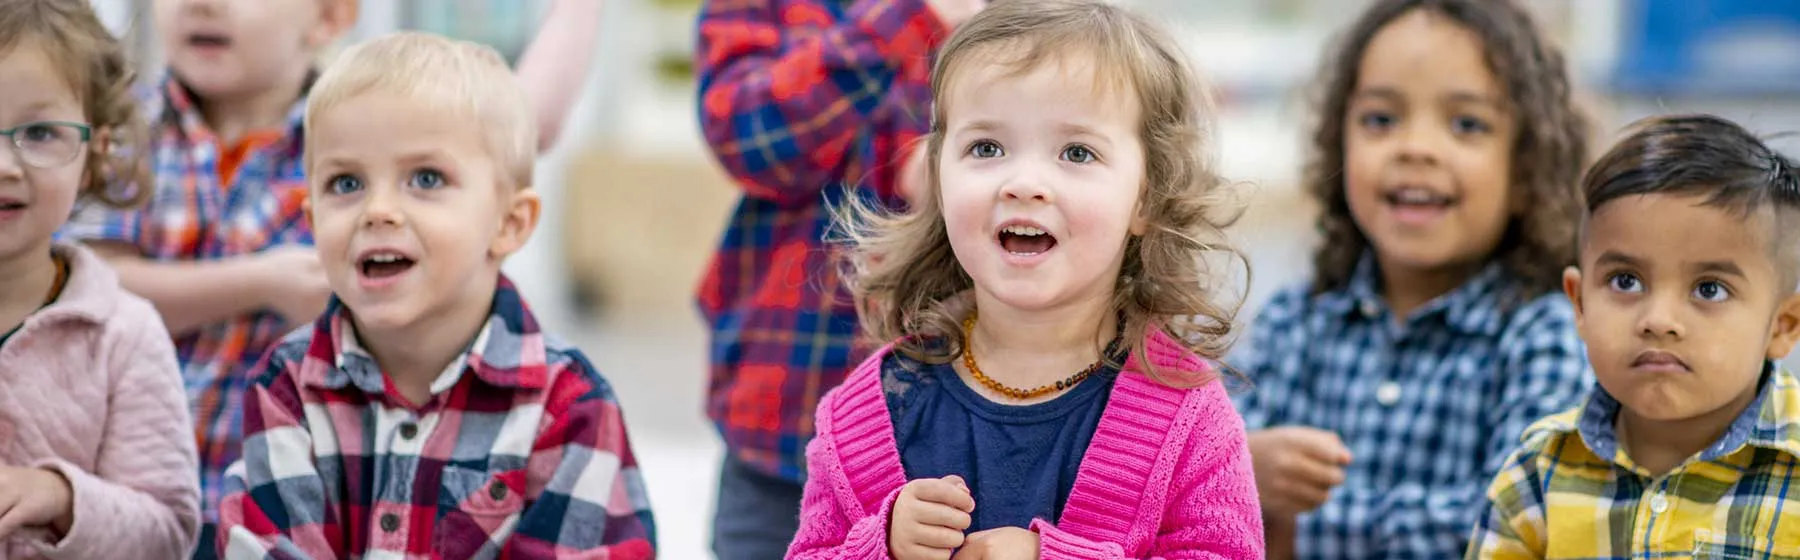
[924,0,985,29]
[0,467,74,539]
[889,475,975,560]
[1247,426,1352,517]
[257,246,331,324]
[952,527,1039,559]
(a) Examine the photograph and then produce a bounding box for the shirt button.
[379,512,400,532]
[1376,382,1401,406]
[1359,300,1380,318]
[398,422,418,440]
[1649,493,1669,514]
[489,481,509,501]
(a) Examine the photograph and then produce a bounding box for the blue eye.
[968,140,1004,159]
[1694,280,1731,302]
[326,174,362,195]
[1061,145,1097,164]
[1452,115,1491,135]
[1607,272,1642,293]
[1357,111,1396,132]
[410,169,445,190]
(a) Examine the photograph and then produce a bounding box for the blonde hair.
[305,31,535,189]
[838,0,1247,384]
[0,0,150,209]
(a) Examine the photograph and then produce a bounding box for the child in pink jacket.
[786,1,1263,558]
[0,1,200,558]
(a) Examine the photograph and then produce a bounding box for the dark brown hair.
[0,0,150,209]
[1582,114,1800,283]
[835,0,1246,384]
[1305,0,1589,299]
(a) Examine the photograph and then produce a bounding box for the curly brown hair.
[1305,0,1589,300]
[834,0,1247,384]
[0,0,150,210]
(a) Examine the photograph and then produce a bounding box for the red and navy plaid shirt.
[216,277,656,558]
[695,0,949,482]
[60,75,312,524]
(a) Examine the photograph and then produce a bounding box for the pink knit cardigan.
[785,328,1264,559]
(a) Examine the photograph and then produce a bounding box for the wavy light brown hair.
[835,0,1247,383]
[0,0,150,209]
[1305,0,1589,300]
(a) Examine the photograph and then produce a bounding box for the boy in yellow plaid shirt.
[1468,114,1800,559]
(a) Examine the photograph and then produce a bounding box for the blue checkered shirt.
[1229,258,1593,559]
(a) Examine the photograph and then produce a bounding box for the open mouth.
[1383,186,1457,210]
[0,199,23,211]
[997,223,1057,255]
[359,251,416,280]
[186,33,231,49]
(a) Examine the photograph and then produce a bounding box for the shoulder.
[1494,291,1585,359]
[815,342,901,435]
[1250,283,1326,328]
[541,334,627,410]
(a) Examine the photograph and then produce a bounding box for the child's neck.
[0,244,57,332]
[196,65,311,144]
[962,292,1119,400]
[1378,258,1484,319]
[353,289,498,408]
[1617,377,1762,477]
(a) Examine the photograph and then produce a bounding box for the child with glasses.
[0,0,201,558]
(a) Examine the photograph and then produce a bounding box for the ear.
[301,191,314,228]
[306,0,358,49]
[1562,266,1585,325]
[1764,292,1800,361]
[489,188,542,260]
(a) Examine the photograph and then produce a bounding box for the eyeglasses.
[1,121,92,169]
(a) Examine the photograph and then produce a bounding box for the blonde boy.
[215,32,655,558]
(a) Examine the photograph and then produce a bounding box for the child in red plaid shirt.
[694,0,984,556]
[214,32,654,559]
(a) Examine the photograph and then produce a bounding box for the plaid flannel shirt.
[694,0,949,481]
[1469,363,1800,559]
[58,75,313,524]
[216,277,656,559]
[1229,257,1594,559]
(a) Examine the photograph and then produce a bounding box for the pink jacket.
[0,242,199,559]
[786,329,1264,559]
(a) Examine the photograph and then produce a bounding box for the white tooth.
[1003,225,1046,236]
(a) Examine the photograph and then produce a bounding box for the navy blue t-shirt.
[882,350,1117,532]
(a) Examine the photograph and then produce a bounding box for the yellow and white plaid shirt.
[1469,363,1800,559]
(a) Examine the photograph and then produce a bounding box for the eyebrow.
[1592,250,1645,269]
[1351,86,1501,109]
[1689,260,1747,279]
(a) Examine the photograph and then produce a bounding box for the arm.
[501,360,655,557]
[1030,385,1265,560]
[1464,448,1549,560]
[513,0,603,152]
[216,354,342,560]
[86,241,273,336]
[696,0,946,206]
[1367,296,1590,555]
[33,314,200,560]
[782,439,903,558]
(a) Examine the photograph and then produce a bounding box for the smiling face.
[0,41,88,266]
[153,0,349,102]
[1343,8,1518,283]
[305,91,538,333]
[1568,193,1800,426]
[936,50,1147,315]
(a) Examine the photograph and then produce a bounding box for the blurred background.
[87,0,1800,556]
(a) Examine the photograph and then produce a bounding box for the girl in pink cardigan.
[788,1,1263,558]
[0,1,200,558]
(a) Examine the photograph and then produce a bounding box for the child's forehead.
[1583,194,1786,270]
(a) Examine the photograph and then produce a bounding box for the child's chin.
[345,301,420,331]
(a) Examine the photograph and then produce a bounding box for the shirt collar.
[299,274,551,394]
[1566,361,1800,468]
[1314,254,1514,335]
[156,71,313,149]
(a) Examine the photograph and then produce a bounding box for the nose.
[0,139,22,179]
[1394,118,1442,166]
[360,184,405,229]
[997,161,1053,203]
[1636,293,1686,340]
